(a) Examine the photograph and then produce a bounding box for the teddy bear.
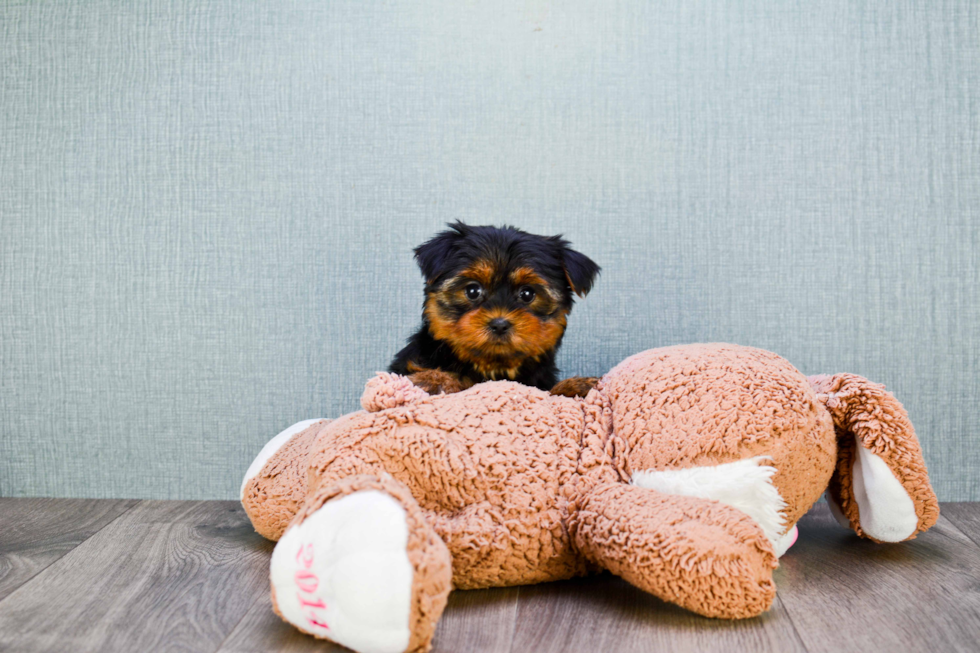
[240,343,938,653]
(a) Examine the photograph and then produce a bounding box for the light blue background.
[2,1,978,499]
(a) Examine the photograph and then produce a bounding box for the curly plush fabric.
[242,343,939,653]
[600,344,839,529]
[241,419,328,540]
[809,373,939,541]
[361,372,431,412]
[309,381,594,587]
[570,482,778,618]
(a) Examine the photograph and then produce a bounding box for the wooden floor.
[0,500,978,653]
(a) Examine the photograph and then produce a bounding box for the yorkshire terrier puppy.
[389,222,601,398]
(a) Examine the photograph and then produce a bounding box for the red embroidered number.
[296,543,329,629]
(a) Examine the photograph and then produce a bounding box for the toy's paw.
[270,490,414,653]
[361,372,430,412]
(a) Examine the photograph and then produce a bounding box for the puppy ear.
[414,222,467,284]
[561,245,601,297]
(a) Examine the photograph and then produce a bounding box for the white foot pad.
[270,490,414,653]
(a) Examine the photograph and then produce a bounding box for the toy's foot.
[271,491,413,653]
[270,480,452,653]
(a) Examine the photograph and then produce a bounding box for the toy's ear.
[810,373,939,543]
[414,222,467,285]
[561,244,601,297]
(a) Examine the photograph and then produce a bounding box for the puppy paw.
[549,376,599,398]
[407,369,469,395]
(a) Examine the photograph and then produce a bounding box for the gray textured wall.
[1,1,978,500]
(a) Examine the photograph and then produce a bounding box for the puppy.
[389,222,600,397]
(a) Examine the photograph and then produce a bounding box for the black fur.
[389,222,600,391]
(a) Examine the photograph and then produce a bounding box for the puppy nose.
[488,318,512,336]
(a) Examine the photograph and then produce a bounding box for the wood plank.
[3,499,978,653]
[0,500,271,653]
[941,502,980,548]
[216,590,347,653]
[776,503,980,653]
[431,587,519,653]
[219,579,519,652]
[0,498,137,601]
[510,573,806,653]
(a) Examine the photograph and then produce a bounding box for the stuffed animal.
[240,343,938,653]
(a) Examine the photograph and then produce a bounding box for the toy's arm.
[361,372,432,412]
[810,373,939,542]
[571,482,777,619]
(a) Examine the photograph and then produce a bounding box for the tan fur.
[407,369,472,394]
[423,295,566,375]
[509,266,546,287]
[243,343,939,652]
[458,260,496,288]
[549,375,600,398]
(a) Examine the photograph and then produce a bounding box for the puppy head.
[414,222,600,377]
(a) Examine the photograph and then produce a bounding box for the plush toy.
[240,343,938,653]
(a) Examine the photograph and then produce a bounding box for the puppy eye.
[464,283,483,301]
[518,287,536,303]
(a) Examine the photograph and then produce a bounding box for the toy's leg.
[270,474,452,653]
[810,374,939,542]
[572,482,777,619]
[241,419,331,541]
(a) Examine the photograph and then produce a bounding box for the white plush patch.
[772,525,798,557]
[240,418,324,500]
[851,439,918,542]
[270,490,413,653]
[632,456,787,549]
